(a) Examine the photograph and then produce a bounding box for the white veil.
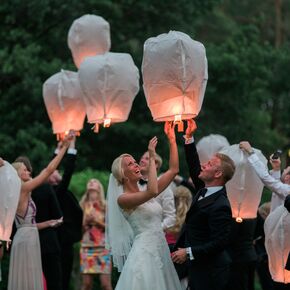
[105,174,134,272]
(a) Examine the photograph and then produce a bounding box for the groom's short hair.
[215,153,235,184]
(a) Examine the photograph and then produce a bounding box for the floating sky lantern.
[68,14,111,68]
[219,145,267,222]
[78,52,139,132]
[196,134,230,164]
[264,205,290,283]
[142,31,208,131]
[43,69,86,140]
[0,161,21,242]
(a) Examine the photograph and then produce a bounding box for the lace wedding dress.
[115,198,183,290]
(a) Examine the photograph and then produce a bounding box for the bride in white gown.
[106,122,183,290]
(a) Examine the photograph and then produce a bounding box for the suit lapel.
[186,187,226,218]
[197,189,225,208]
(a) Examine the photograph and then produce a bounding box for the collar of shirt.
[203,186,223,198]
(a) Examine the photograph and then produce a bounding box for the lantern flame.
[174,114,182,123]
[103,118,111,128]
[173,115,184,132]
[57,131,80,141]
[93,124,99,133]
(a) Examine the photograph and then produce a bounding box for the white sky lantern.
[78,52,139,132]
[43,69,86,140]
[142,31,208,131]
[196,134,230,164]
[68,14,111,68]
[264,205,290,283]
[0,161,21,242]
[219,145,267,222]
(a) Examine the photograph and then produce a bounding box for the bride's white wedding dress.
[115,198,183,290]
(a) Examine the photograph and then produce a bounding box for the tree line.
[0,0,289,177]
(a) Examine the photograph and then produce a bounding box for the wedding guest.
[8,133,73,290]
[239,141,290,200]
[139,150,176,242]
[166,185,192,251]
[79,178,112,290]
[15,155,63,290]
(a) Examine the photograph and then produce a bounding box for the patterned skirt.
[80,247,112,274]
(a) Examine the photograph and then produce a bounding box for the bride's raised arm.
[157,121,179,193]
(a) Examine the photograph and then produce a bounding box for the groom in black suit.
[172,120,235,290]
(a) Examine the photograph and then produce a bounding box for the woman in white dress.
[8,133,74,290]
[106,122,183,290]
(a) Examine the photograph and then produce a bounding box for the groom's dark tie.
[191,188,208,206]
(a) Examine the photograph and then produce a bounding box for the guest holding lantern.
[267,154,287,212]
[79,178,112,290]
[15,153,65,290]
[7,133,74,290]
[240,141,290,211]
[239,142,290,202]
[172,119,235,290]
[106,122,183,290]
[218,143,267,290]
[240,141,290,288]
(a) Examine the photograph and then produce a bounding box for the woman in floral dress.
[80,178,112,290]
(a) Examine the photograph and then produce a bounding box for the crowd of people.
[0,120,290,290]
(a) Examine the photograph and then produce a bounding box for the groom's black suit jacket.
[174,142,232,290]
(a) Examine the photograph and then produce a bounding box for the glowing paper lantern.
[68,14,111,68]
[78,52,139,132]
[264,205,290,283]
[142,31,208,127]
[43,69,86,140]
[0,161,21,241]
[196,134,230,164]
[219,145,267,221]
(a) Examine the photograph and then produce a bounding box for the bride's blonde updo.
[111,154,132,185]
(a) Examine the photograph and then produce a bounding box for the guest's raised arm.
[22,133,74,194]
[239,141,290,196]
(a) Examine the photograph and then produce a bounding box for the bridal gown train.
[115,198,183,290]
